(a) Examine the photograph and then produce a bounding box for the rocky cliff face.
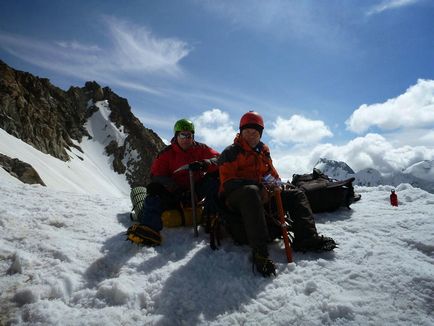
[0,60,165,187]
[93,86,166,187]
[0,60,89,161]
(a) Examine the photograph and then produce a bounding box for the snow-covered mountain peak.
[314,158,355,180]
[354,167,383,187]
[86,100,127,147]
[403,160,434,180]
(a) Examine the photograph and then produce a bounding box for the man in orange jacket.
[218,111,336,277]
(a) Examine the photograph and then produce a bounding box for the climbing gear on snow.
[126,224,162,246]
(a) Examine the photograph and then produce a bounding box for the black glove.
[188,160,209,171]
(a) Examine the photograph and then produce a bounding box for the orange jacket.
[218,134,279,195]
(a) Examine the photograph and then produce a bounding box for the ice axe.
[273,186,293,263]
[264,175,293,263]
[173,163,199,237]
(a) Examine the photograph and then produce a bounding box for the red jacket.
[218,134,279,195]
[151,138,219,191]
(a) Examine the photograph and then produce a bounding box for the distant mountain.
[314,158,434,194]
[398,160,434,193]
[314,158,355,180]
[354,168,383,187]
[0,60,165,192]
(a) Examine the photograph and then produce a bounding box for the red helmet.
[239,111,264,129]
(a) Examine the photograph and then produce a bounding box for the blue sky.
[1,0,434,177]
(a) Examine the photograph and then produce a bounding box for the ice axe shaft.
[189,169,199,237]
[174,163,199,237]
[274,186,293,263]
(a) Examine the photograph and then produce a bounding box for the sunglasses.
[178,132,193,139]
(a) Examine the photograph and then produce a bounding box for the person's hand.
[188,160,209,171]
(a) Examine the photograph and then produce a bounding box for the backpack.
[291,168,360,213]
[129,186,203,228]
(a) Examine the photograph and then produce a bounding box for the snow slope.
[0,101,130,197]
[1,172,433,325]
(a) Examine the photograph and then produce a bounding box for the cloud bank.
[272,132,434,179]
[346,79,434,133]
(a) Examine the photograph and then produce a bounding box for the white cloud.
[271,133,434,179]
[346,79,434,133]
[103,16,189,75]
[367,0,421,16]
[0,16,190,93]
[266,115,333,145]
[380,128,434,148]
[191,109,237,150]
[56,41,101,52]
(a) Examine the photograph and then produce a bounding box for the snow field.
[1,176,433,325]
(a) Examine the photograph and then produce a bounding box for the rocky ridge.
[0,60,165,187]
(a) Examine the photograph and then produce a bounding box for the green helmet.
[173,119,195,134]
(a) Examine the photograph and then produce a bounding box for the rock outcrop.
[0,153,46,186]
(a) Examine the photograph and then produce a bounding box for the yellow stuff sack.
[161,207,203,228]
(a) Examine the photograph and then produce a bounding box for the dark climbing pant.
[224,186,318,254]
[225,185,270,256]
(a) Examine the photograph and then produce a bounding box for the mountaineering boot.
[292,234,337,253]
[126,224,162,246]
[252,250,276,277]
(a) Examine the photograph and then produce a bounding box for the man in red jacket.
[136,118,219,237]
[218,111,336,277]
